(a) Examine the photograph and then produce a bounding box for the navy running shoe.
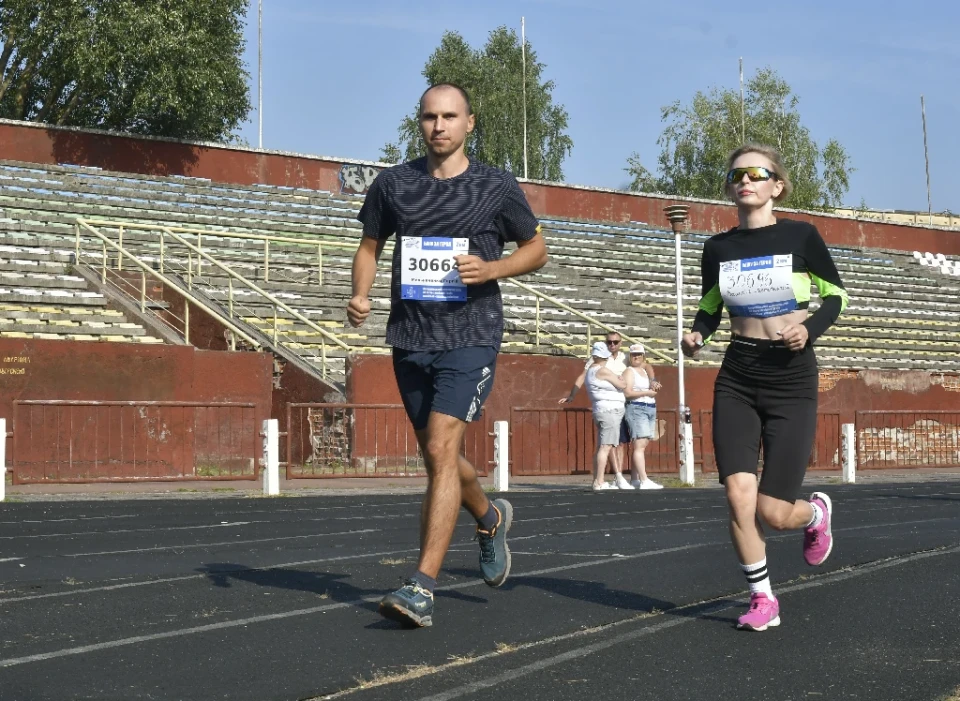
[379,579,434,627]
[476,498,513,587]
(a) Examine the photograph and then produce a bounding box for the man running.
[347,83,548,628]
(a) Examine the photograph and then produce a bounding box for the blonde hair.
[726,143,793,203]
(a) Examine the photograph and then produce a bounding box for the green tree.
[627,68,852,211]
[0,0,251,141]
[382,27,572,182]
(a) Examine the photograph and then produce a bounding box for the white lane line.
[0,557,24,563]
[0,518,722,603]
[0,515,140,525]
[0,542,717,668]
[0,521,257,541]
[408,544,960,701]
[62,528,379,558]
[0,515,957,667]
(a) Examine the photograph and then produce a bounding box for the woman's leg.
[630,438,649,482]
[593,445,612,486]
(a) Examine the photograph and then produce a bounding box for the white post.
[841,422,856,484]
[0,418,6,502]
[493,420,509,492]
[675,231,696,484]
[262,418,279,496]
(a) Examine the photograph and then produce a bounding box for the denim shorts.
[594,407,625,446]
[625,403,656,440]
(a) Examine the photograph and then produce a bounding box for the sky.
[235,0,960,214]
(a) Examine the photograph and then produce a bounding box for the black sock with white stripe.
[741,558,774,599]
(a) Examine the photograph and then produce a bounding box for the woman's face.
[726,153,784,209]
[630,353,645,366]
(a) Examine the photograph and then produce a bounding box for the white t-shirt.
[584,350,627,375]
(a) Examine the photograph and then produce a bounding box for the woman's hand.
[778,324,809,352]
[682,332,703,357]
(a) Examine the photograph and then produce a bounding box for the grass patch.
[378,558,408,566]
[62,577,80,586]
[655,476,698,489]
[494,641,517,653]
[211,487,236,493]
[938,685,960,701]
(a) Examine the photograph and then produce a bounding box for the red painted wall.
[3,119,960,256]
[0,338,273,481]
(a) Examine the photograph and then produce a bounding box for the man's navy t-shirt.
[357,157,541,351]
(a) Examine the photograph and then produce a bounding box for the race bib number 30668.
[719,254,797,318]
[400,237,468,302]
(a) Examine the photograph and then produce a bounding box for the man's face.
[419,87,475,158]
[605,336,621,354]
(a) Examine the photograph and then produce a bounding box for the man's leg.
[413,412,471,579]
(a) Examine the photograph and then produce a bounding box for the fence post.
[841,422,856,484]
[262,419,280,496]
[493,420,509,492]
[0,418,6,502]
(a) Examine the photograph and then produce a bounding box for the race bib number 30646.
[719,254,797,318]
[400,237,468,302]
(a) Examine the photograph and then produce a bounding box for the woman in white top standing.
[582,340,629,491]
[621,344,663,490]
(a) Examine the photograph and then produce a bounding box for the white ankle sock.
[807,501,824,528]
[741,559,774,599]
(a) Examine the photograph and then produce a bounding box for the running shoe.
[736,592,781,631]
[592,482,617,491]
[379,579,434,627]
[615,475,635,490]
[803,492,834,566]
[476,498,512,587]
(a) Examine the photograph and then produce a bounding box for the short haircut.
[419,83,473,116]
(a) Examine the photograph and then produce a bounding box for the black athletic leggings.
[712,334,818,503]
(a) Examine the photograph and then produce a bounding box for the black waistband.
[729,334,790,351]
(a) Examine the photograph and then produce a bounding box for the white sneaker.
[615,476,635,490]
[592,481,617,491]
[638,479,664,490]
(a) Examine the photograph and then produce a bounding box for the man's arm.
[456,232,548,285]
[347,236,386,327]
[559,364,589,404]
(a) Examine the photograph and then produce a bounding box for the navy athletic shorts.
[392,345,497,431]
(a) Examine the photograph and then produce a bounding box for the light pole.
[664,204,695,485]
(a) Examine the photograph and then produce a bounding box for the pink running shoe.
[804,492,834,566]
[736,592,781,631]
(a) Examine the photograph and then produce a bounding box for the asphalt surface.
[0,483,957,701]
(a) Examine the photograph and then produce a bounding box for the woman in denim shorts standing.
[622,344,663,490]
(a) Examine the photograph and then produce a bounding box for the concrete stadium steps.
[2,159,960,374]
[0,232,164,344]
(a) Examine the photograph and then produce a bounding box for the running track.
[0,482,958,700]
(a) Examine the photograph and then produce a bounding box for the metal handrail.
[503,276,676,364]
[78,218,367,286]
[76,221,262,350]
[160,227,351,353]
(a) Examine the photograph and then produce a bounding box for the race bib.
[719,254,797,318]
[400,236,468,302]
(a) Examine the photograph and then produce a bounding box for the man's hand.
[778,323,809,351]
[454,255,494,285]
[347,295,371,328]
[681,332,703,357]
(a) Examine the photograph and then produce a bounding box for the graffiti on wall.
[338,164,382,196]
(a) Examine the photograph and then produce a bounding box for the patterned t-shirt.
[357,157,541,351]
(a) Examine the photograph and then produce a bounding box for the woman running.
[621,343,663,490]
[682,143,849,631]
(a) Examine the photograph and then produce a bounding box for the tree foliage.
[382,27,572,182]
[627,68,852,211]
[0,0,251,141]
